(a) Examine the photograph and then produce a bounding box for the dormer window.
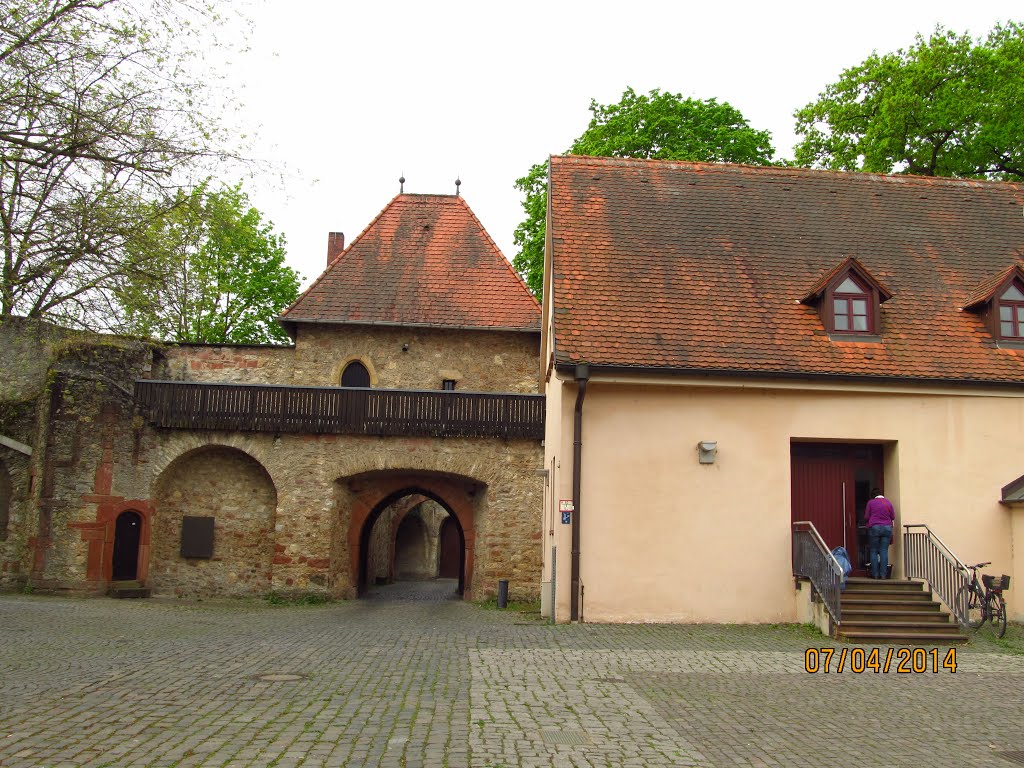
[998,282,1024,338]
[800,257,891,340]
[833,276,871,334]
[961,264,1024,345]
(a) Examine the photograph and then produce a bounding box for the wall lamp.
[697,440,718,464]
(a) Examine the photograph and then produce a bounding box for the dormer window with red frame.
[800,257,892,341]
[832,276,871,334]
[998,282,1024,338]
[961,264,1024,346]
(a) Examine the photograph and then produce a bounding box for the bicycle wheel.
[956,585,986,628]
[989,593,1007,639]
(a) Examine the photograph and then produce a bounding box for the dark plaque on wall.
[180,516,215,558]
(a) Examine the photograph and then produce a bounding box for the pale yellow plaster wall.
[547,376,1022,623]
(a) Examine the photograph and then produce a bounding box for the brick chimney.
[327,232,345,266]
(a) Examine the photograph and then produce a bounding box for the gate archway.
[345,471,479,598]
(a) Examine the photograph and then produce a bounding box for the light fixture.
[697,440,718,464]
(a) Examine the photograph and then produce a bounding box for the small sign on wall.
[559,499,573,525]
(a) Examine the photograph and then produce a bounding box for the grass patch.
[475,596,542,615]
[264,591,333,606]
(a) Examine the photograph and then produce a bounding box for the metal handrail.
[902,523,970,625]
[792,520,843,624]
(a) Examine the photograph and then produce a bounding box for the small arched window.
[341,360,371,388]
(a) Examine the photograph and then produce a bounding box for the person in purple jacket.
[864,488,896,579]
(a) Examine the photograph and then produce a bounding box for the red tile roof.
[282,194,539,332]
[548,156,1024,383]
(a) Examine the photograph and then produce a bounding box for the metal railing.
[135,380,545,440]
[792,521,843,624]
[903,523,970,626]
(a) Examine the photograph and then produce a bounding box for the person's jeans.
[867,524,893,579]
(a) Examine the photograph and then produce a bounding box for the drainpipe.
[570,364,589,621]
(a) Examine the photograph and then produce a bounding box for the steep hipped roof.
[548,155,1024,383]
[282,194,539,332]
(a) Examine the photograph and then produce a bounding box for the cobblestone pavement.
[2,584,1024,768]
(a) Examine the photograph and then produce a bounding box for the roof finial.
[455,176,461,196]
[399,173,405,194]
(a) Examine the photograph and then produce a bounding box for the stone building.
[0,192,545,601]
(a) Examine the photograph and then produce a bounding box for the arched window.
[341,360,371,388]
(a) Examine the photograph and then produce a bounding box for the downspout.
[570,363,589,621]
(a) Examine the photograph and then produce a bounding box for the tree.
[793,24,1024,179]
[512,87,776,296]
[119,184,300,344]
[0,0,239,329]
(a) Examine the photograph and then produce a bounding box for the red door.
[791,443,883,574]
[438,516,461,579]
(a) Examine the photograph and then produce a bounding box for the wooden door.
[791,449,855,553]
[438,516,460,579]
[791,443,883,575]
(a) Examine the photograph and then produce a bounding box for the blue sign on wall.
[561,510,571,525]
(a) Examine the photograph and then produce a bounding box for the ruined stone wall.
[157,324,540,393]
[0,319,156,591]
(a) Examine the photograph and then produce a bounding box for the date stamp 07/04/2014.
[804,646,958,674]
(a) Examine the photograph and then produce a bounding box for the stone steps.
[836,578,967,645]
[108,580,151,599]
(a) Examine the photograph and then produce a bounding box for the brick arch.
[345,471,480,598]
[148,436,278,494]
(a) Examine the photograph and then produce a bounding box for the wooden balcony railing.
[134,380,545,440]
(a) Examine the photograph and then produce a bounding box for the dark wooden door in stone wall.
[438,516,460,579]
[112,510,141,581]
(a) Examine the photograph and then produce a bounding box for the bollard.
[497,579,509,609]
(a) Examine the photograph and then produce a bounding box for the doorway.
[438,516,461,579]
[112,510,142,581]
[790,443,884,575]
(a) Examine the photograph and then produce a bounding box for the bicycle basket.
[982,574,1011,591]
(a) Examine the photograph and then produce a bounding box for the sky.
[221,1,1023,289]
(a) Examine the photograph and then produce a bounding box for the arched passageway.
[346,472,478,599]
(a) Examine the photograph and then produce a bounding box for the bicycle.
[956,562,1011,638]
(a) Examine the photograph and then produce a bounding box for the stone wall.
[158,323,540,393]
[144,430,543,601]
[150,446,276,597]
[0,319,544,601]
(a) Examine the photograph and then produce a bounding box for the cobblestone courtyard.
[2,584,1023,768]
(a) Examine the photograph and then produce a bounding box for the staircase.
[837,577,967,644]
[107,580,151,599]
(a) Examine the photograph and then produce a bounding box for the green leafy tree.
[513,87,776,296]
[794,23,1024,179]
[120,184,300,344]
[0,0,241,329]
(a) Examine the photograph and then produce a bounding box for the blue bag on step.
[831,546,852,591]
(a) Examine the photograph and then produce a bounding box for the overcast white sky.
[222,1,1023,288]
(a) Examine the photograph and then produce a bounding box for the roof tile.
[549,156,1024,383]
[283,194,539,331]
